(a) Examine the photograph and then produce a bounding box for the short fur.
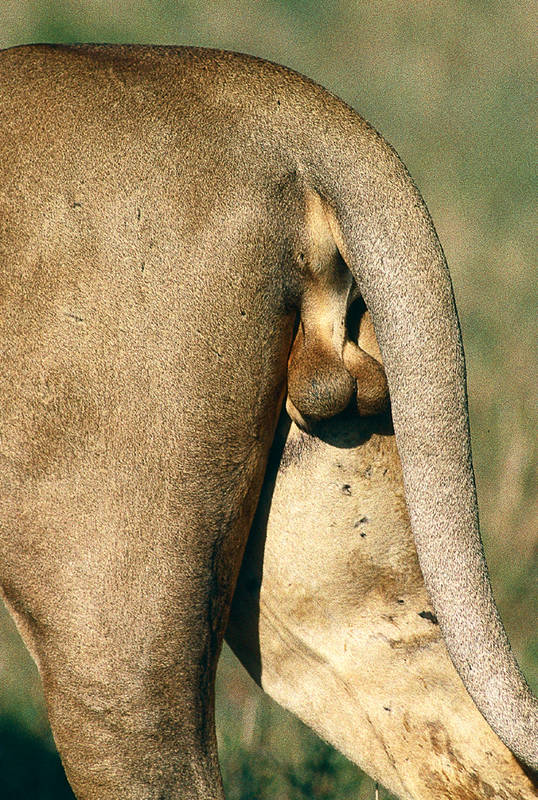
[0,44,536,799]
[229,312,538,799]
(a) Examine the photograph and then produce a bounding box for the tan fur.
[287,189,356,423]
[228,313,538,799]
[0,44,536,799]
[286,190,388,424]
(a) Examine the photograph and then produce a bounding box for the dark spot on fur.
[64,312,84,322]
[354,516,369,536]
[427,721,445,756]
[397,598,405,604]
[383,706,391,712]
[342,484,352,495]
[418,610,438,625]
[388,630,440,652]
[72,201,82,208]
[137,207,141,220]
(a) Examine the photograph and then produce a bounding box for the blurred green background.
[0,1,536,798]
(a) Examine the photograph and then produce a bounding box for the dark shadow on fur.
[226,398,393,684]
[306,405,393,448]
[225,409,291,685]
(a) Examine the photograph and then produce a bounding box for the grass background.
[0,1,536,797]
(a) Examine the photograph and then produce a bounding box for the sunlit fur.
[0,44,536,799]
[229,313,538,799]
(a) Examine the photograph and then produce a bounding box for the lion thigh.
[0,489,242,800]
